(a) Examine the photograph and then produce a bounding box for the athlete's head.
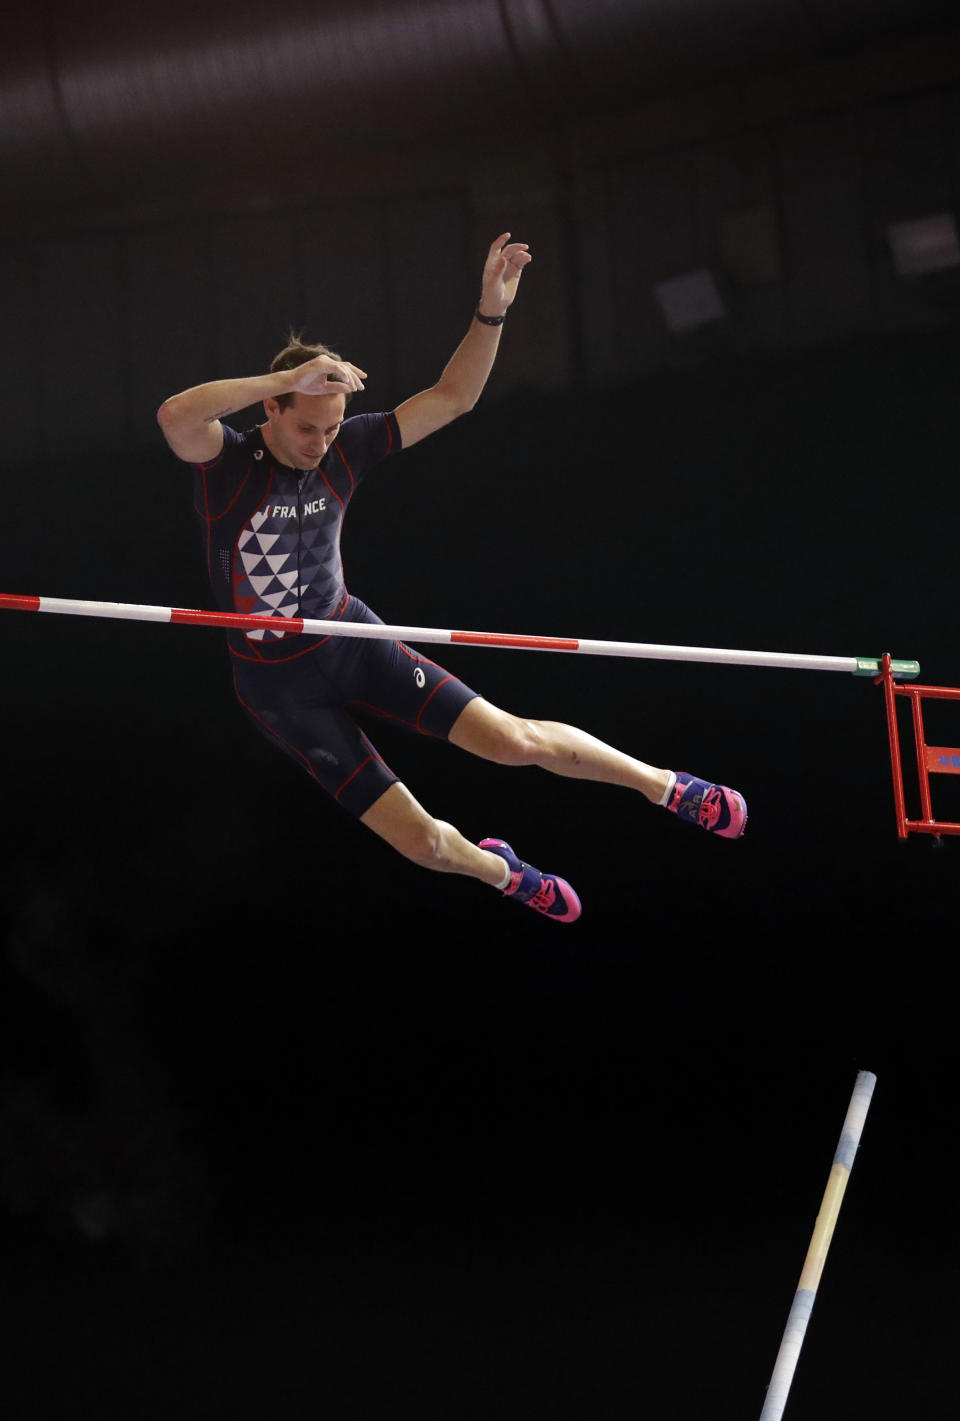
[262,333,349,470]
[269,334,348,410]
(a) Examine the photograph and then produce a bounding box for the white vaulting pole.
[0,595,919,678]
[758,1070,877,1421]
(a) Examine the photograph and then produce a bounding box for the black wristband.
[475,308,506,326]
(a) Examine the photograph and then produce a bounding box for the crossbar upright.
[877,652,960,838]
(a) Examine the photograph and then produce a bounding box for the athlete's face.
[263,391,346,469]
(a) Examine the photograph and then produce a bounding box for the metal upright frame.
[877,652,960,838]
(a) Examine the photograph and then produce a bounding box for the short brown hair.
[270,332,346,411]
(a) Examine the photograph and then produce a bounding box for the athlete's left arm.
[393,233,531,450]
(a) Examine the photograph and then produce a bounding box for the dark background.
[1,4,958,1417]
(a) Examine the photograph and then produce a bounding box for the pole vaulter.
[0,239,928,920]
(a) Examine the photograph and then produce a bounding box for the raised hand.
[286,353,367,396]
[478,232,531,317]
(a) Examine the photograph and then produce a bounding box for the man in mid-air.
[157,233,746,924]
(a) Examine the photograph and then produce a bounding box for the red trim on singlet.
[343,637,464,734]
[334,754,379,804]
[394,643,449,673]
[233,670,395,807]
[201,472,216,585]
[192,459,217,519]
[194,457,255,522]
[317,466,354,604]
[348,701,416,730]
[232,673,320,782]
[414,677,458,731]
[333,438,355,494]
[320,468,345,511]
[348,678,458,736]
[196,455,260,591]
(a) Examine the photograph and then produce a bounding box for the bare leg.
[361,781,509,887]
[359,696,740,907]
[448,697,672,802]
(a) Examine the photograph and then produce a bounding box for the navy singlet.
[191,416,478,816]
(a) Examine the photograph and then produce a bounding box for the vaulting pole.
[758,1070,877,1421]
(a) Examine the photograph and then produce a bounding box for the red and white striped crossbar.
[0,593,919,678]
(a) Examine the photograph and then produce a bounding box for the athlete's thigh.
[346,630,479,739]
[232,660,398,817]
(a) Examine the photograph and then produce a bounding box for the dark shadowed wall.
[3,2,960,466]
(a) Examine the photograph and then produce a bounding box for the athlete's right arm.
[156,355,367,463]
[156,374,288,463]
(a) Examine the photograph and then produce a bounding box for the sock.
[491,855,512,891]
[658,770,678,808]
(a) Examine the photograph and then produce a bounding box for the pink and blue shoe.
[667,772,747,838]
[479,838,582,923]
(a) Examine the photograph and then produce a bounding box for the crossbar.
[0,594,920,678]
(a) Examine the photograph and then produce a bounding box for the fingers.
[485,233,531,282]
[480,233,531,316]
[335,361,367,392]
[294,355,366,394]
[488,233,530,259]
[488,233,530,256]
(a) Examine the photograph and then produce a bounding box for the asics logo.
[529,880,557,913]
[414,667,426,688]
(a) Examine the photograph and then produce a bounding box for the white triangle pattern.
[239,527,283,555]
[235,490,345,639]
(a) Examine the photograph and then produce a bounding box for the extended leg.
[360,781,508,886]
[449,697,671,799]
[448,698,747,837]
[360,781,582,923]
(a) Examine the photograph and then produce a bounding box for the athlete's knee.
[392,814,452,871]
[362,784,459,871]
[501,715,545,766]
[478,712,545,767]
